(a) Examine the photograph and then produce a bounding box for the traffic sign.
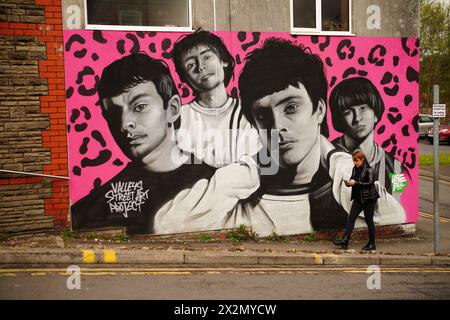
[432,103,446,118]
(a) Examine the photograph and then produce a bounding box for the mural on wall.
[63,30,419,236]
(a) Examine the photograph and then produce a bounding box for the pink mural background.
[63,30,419,223]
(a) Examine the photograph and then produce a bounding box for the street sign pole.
[433,85,440,255]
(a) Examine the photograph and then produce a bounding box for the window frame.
[84,0,193,32]
[290,0,353,36]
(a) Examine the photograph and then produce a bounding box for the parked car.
[426,123,450,144]
[418,114,434,138]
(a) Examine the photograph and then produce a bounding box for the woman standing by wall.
[333,150,380,252]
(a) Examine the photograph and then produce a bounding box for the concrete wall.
[61,0,420,37]
[1,0,420,236]
[353,0,420,37]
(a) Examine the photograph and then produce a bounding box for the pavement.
[0,167,449,267]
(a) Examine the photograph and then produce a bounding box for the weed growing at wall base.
[61,229,75,245]
[199,234,215,243]
[303,232,318,242]
[86,232,98,240]
[265,232,289,243]
[226,224,257,244]
[114,234,129,242]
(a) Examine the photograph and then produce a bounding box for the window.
[85,0,192,31]
[290,0,352,35]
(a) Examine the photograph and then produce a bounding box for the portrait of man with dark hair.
[225,38,406,237]
[71,53,259,235]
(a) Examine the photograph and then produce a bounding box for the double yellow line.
[419,211,450,223]
[1,267,450,276]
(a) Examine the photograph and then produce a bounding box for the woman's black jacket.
[349,162,380,204]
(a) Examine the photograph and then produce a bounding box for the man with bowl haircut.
[71,53,259,235]
[229,38,406,237]
[329,77,409,199]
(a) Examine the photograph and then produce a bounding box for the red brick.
[45,31,62,37]
[49,78,65,84]
[51,170,67,176]
[47,6,62,12]
[47,42,62,49]
[22,30,40,36]
[0,29,15,35]
[9,23,28,30]
[47,197,61,204]
[53,203,68,209]
[38,35,55,42]
[53,158,67,165]
[49,101,62,107]
[54,132,67,142]
[48,67,65,73]
[12,178,27,184]
[47,18,62,25]
[26,177,42,183]
[41,72,57,78]
[52,146,66,152]
[40,60,56,67]
[46,54,61,60]
[36,0,54,5]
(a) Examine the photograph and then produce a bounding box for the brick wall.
[0,0,68,235]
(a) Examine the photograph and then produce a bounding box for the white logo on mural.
[66,265,81,290]
[366,265,381,290]
[367,5,381,30]
[391,173,408,193]
[105,181,149,218]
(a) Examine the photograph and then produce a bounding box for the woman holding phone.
[333,150,380,251]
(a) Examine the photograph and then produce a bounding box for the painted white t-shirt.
[177,96,261,168]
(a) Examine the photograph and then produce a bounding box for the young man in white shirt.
[172,29,260,168]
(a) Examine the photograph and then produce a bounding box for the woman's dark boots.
[333,234,350,250]
[362,242,376,252]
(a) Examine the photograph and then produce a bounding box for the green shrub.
[114,234,129,242]
[303,232,318,242]
[226,224,257,244]
[199,234,215,243]
[61,229,75,244]
[86,232,98,240]
[265,232,289,243]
